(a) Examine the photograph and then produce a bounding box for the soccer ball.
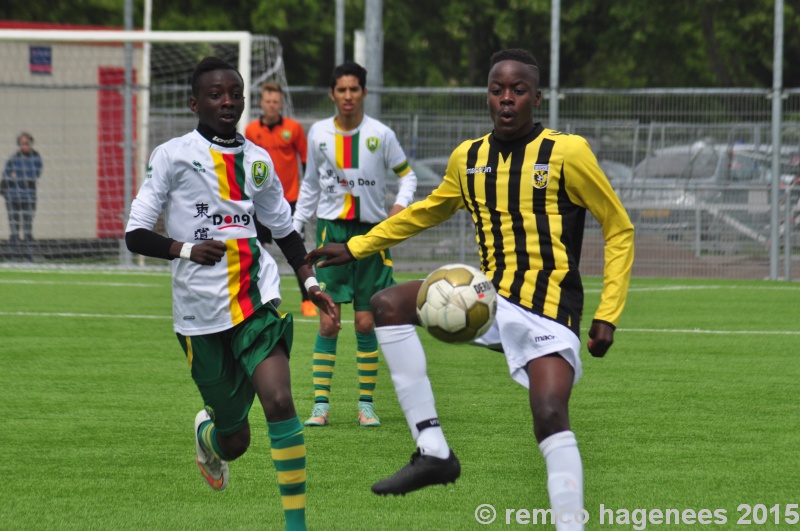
[416,264,497,343]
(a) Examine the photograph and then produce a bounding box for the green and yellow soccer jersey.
[294,115,417,225]
[347,124,635,335]
[127,130,292,336]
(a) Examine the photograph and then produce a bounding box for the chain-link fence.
[2,42,798,280]
[287,87,800,280]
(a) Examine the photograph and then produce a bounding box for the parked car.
[634,141,793,180]
[624,141,799,243]
[599,159,633,188]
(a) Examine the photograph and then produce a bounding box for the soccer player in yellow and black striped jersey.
[306,48,634,530]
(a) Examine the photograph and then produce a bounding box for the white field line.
[0,311,796,335]
[584,284,800,294]
[2,278,798,333]
[616,328,800,335]
[0,265,171,276]
[3,277,800,293]
[0,310,341,324]
[0,279,163,288]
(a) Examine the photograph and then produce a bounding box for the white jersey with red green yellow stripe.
[293,115,417,225]
[126,130,294,336]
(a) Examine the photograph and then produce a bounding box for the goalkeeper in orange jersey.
[245,82,316,317]
[306,49,634,531]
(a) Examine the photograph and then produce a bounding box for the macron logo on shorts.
[534,334,555,343]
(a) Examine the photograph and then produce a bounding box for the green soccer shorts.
[176,303,294,435]
[315,218,396,311]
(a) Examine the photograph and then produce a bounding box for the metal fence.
[3,72,799,280]
[284,87,800,280]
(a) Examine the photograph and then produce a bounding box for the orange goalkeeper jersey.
[245,116,308,203]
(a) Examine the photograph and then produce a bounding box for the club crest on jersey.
[532,164,550,189]
[252,161,269,187]
[281,130,291,141]
[366,136,380,153]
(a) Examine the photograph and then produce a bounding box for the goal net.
[0,27,291,265]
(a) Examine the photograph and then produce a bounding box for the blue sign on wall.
[30,45,52,75]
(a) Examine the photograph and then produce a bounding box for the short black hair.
[489,48,539,69]
[329,61,367,90]
[17,132,33,146]
[191,57,241,97]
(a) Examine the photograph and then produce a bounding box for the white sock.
[538,431,584,531]
[375,325,449,459]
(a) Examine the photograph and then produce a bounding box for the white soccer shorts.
[472,296,582,388]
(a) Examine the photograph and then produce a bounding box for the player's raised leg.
[529,355,584,531]
[194,409,230,491]
[180,333,248,492]
[369,281,460,495]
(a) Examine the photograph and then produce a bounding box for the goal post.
[0,28,288,266]
[0,30,254,133]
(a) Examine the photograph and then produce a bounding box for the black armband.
[274,231,308,272]
[125,228,175,260]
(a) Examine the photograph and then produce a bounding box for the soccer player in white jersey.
[293,61,418,428]
[125,57,337,531]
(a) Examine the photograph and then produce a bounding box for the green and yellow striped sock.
[268,416,307,531]
[312,335,337,404]
[198,420,229,460]
[356,331,379,403]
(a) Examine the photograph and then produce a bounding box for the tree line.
[2,0,798,88]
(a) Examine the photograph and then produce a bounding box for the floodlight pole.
[121,0,134,266]
[769,0,784,280]
[335,0,345,66]
[364,0,383,118]
[548,0,561,131]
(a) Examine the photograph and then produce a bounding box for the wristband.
[179,242,194,260]
[304,276,319,292]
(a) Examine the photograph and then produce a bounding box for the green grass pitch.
[0,268,798,530]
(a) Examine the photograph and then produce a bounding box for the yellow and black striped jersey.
[347,124,634,335]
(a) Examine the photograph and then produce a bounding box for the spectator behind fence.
[1,132,43,262]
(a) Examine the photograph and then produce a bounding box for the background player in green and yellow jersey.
[306,49,634,531]
[293,62,418,428]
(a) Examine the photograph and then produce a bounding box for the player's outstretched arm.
[271,230,341,328]
[587,320,615,358]
[296,263,340,328]
[305,243,355,268]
